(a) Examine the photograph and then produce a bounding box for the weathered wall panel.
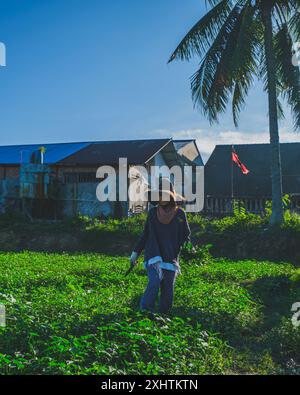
[0,179,20,214]
[59,182,116,218]
[20,164,51,199]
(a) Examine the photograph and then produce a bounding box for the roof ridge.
[216,142,300,147]
[0,138,172,149]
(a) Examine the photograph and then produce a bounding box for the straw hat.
[148,178,185,204]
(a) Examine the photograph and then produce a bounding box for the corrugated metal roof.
[0,139,189,166]
[59,139,172,165]
[205,143,300,198]
[0,142,90,165]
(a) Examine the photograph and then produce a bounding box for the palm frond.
[169,0,300,131]
[190,3,243,122]
[273,0,300,40]
[168,0,234,63]
[275,23,300,130]
[205,0,225,6]
[288,3,300,41]
[230,3,261,125]
[191,1,259,124]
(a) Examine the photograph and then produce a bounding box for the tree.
[169,0,300,224]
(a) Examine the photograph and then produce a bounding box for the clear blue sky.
[0,0,298,160]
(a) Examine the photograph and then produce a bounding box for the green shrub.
[181,243,213,267]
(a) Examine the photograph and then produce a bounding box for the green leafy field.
[0,252,300,375]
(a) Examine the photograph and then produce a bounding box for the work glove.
[130,251,139,267]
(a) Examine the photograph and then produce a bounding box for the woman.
[129,188,191,314]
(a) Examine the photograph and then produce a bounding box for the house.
[0,138,203,219]
[205,143,300,215]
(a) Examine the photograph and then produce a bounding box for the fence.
[204,196,300,216]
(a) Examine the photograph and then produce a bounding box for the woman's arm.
[132,210,151,255]
[181,209,191,245]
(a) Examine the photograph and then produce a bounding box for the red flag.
[232,147,250,175]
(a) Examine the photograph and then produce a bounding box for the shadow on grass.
[244,275,292,329]
[172,274,300,368]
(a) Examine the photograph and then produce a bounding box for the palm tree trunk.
[262,4,284,225]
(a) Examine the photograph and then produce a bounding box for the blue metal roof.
[0,139,176,165]
[0,142,90,164]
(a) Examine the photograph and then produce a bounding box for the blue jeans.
[140,265,177,313]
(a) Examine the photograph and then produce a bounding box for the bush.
[181,243,213,267]
[0,205,300,262]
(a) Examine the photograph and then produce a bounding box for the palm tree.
[169,0,300,225]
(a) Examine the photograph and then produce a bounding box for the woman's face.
[159,200,169,207]
[159,195,175,208]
